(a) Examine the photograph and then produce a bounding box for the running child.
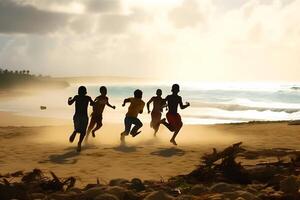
[147,89,166,136]
[86,86,116,140]
[68,86,94,152]
[160,84,190,145]
[120,89,145,142]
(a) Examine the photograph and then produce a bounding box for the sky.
[0,0,299,81]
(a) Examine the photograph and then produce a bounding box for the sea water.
[1,81,300,124]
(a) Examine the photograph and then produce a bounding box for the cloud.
[85,0,121,13]
[168,0,205,29]
[97,8,152,34]
[97,14,130,34]
[0,0,300,81]
[0,0,72,34]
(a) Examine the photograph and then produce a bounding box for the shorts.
[91,113,103,123]
[124,116,143,134]
[166,112,183,131]
[150,111,162,128]
[73,115,88,134]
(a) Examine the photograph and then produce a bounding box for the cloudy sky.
[0,0,299,81]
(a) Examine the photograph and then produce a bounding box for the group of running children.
[68,84,190,152]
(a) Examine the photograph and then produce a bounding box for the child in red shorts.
[160,84,190,145]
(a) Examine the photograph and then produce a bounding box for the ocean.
[1,82,300,125]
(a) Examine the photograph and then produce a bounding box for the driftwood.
[180,142,300,186]
[183,142,250,184]
[0,169,76,200]
[201,142,245,167]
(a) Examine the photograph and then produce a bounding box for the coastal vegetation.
[0,68,69,90]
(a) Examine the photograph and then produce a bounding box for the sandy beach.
[1,112,299,187]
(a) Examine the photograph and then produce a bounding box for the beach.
[1,111,299,187]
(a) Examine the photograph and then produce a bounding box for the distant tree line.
[0,68,50,77]
[0,68,68,90]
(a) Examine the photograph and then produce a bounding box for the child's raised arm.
[89,97,94,106]
[146,97,154,114]
[122,98,131,107]
[68,96,76,105]
[179,97,190,109]
[106,99,116,109]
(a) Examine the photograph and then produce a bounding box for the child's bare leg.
[170,124,182,146]
[87,118,96,138]
[77,132,86,152]
[121,117,131,143]
[131,119,143,137]
[69,131,77,143]
[92,121,103,137]
[160,118,174,132]
[153,123,160,136]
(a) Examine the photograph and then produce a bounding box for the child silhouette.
[147,89,166,136]
[120,89,145,143]
[86,86,116,140]
[160,84,190,145]
[68,86,94,152]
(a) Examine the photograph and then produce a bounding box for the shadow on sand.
[39,149,79,164]
[150,147,186,157]
[39,145,98,164]
[104,143,143,153]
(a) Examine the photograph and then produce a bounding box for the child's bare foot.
[120,132,126,141]
[69,132,76,143]
[131,131,141,137]
[170,139,177,146]
[160,118,166,124]
[77,144,82,152]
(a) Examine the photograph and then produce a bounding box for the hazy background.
[0,0,299,81]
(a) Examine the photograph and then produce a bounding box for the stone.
[109,178,129,186]
[31,193,45,199]
[106,186,127,200]
[130,178,146,191]
[206,193,224,200]
[235,197,246,200]
[82,186,106,199]
[280,175,299,194]
[95,193,119,200]
[176,194,196,200]
[210,183,239,193]
[144,190,175,200]
[67,187,82,194]
[223,190,259,200]
[49,193,74,200]
[189,184,208,195]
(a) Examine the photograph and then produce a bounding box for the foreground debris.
[1,142,300,200]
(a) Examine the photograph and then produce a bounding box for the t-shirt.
[126,97,145,118]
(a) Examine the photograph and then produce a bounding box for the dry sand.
[0,112,300,187]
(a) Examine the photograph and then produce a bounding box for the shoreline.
[0,110,298,127]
